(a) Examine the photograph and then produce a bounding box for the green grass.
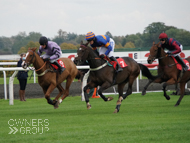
[0,92,190,143]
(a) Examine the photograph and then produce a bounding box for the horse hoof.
[107,97,114,101]
[166,96,170,100]
[142,90,146,95]
[54,105,59,109]
[174,104,179,107]
[113,109,118,113]
[52,100,57,105]
[87,105,91,110]
[54,102,59,109]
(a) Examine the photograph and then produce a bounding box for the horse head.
[74,41,91,65]
[22,47,38,69]
[147,42,162,64]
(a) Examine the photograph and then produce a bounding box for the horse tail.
[138,63,160,80]
[75,70,84,80]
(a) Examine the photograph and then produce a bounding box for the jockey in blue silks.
[159,33,188,72]
[85,31,123,72]
[37,36,65,74]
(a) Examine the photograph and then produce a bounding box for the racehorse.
[22,47,81,108]
[144,42,190,106]
[74,41,159,113]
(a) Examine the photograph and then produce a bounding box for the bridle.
[77,45,101,61]
[76,45,107,71]
[25,50,47,72]
[148,46,168,61]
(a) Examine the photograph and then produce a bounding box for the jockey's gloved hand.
[167,51,172,56]
[43,58,50,61]
[100,54,105,59]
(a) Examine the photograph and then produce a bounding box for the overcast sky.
[1,0,190,38]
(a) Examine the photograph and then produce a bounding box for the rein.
[35,61,47,72]
[78,44,108,70]
[27,50,51,76]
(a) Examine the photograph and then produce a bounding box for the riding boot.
[175,55,188,72]
[23,90,26,101]
[110,56,123,72]
[53,61,65,74]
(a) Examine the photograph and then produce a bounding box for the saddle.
[103,56,128,70]
[171,57,190,71]
[51,60,65,70]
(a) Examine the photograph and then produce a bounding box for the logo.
[8,119,49,134]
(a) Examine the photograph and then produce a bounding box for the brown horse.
[74,42,159,113]
[145,42,190,106]
[22,47,80,108]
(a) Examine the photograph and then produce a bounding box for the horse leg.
[58,76,73,104]
[114,75,137,113]
[142,78,162,95]
[113,83,126,113]
[175,82,186,106]
[162,83,170,100]
[83,84,92,109]
[44,84,57,105]
[142,80,153,95]
[97,81,113,102]
[162,78,177,100]
[54,84,65,109]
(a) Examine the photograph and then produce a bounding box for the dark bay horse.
[144,42,190,106]
[74,42,159,113]
[22,48,81,108]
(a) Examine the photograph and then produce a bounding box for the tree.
[18,47,27,54]
[143,22,166,34]
[60,43,77,50]
[115,43,123,49]
[105,31,113,38]
[124,42,135,48]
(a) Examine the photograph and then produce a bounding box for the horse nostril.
[147,60,151,64]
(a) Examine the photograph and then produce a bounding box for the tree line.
[0,22,190,55]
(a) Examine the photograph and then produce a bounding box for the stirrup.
[183,66,188,73]
[117,67,123,72]
[59,68,65,74]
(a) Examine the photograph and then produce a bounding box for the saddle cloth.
[51,59,65,70]
[172,56,190,71]
[108,57,128,70]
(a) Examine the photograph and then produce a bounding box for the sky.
[1,0,190,38]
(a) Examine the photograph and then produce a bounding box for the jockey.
[159,33,188,72]
[37,36,65,74]
[85,31,123,72]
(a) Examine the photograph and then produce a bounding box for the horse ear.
[28,47,31,50]
[85,42,89,46]
[153,41,155,45]
[33,47,37,51]
[80,41,83,45]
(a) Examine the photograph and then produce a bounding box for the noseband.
[25,50,47,72]
[149,46,167,61]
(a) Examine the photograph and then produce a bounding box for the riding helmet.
[85,32,95,41]
[159,33,168,39]
[39,36,48,45]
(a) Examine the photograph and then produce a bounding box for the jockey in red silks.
[37,36,65,74]
[159,33,188,72]
[85,31,123,72]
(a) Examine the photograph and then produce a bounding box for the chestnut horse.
[74,42,159,113]
[144,42,190,106]
[22,48,80,108]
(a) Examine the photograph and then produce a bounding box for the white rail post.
[9,71,18,105]
[3,71,7,100]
